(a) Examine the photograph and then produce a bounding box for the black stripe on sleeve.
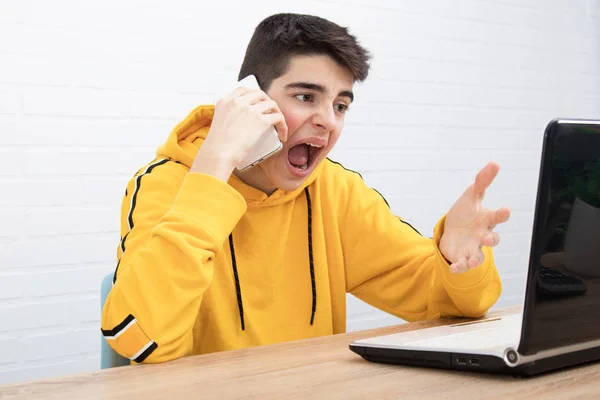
[101,314,135,337]
[133,342,158,363]
[127,158,170,230]
[114,158,171,284]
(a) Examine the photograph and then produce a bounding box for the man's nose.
[313,105,336,132]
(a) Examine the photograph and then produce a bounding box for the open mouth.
[287,142,323,172]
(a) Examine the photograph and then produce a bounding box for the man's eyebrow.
[284,82,354,102]
[338,90,354,102]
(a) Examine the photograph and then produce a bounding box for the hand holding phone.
[191,75,288,180]
[233,75,285,171]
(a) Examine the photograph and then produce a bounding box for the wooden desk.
[2,307,600,399]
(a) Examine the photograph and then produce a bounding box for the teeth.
[299,163,308,170]
[306,143,322,148]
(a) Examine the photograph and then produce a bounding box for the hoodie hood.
[156,104,324,206]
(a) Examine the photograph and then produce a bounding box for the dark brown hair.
[238,13,371,91]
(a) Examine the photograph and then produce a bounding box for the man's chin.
[276,180,303,192]
[266,170,305,193]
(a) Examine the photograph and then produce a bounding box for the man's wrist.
[190,147,237,182]
[438,226,458,265]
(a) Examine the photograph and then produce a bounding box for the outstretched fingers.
[473,162,500,196]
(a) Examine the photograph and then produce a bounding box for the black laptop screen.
[522,120,600,354]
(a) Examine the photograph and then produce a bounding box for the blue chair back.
[100,272,130,369]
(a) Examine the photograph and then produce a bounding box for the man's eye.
[336,104,349,113]
[295,94,313,102]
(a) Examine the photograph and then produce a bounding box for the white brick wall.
[0,0,599,385]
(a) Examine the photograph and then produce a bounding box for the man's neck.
[232,168,277,196]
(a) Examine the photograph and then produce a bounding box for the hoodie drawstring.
[305,187,316,325]
[228,233,245,331]
[228,187,316,331]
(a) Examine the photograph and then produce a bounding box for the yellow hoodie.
[101,105,501,364]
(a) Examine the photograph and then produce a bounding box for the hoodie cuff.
[432,215,492,289]
[168,172,247,242]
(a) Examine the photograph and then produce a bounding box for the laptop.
[350,118,600,377]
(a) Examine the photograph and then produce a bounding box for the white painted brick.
[0,21,241,69]
[388,196,446,219]
[14,0,130,27]
[0,296,98,333]
[369,58,595,93]
[0,53,21,85]
[0,265,112,300]
[130,91,214,120]
[356,0,591,34]
[361,171,468,199]
[331,148,527,181]
[0,85,20,115]
[0,52,233,94]
[361,81,565,111]
[23,87,129,118]
[0,23,115,61]
[0,52,128,89]
[495,212,535,235]
[23,148,154,176]
[499,170,540,195]
[0,117,18,145]
[0,271,26,300]
[0,53,47,86]
[9,117,173,147]
[338,125,529,151]
[0,0,29,23]
[25,206,119,237]
[590,0,600,17]
[489,151,540,171]
[347,102,549,129]
[79,177,132,206]
[0,335,20,365]
[365,35,592,73]
[0,356,99,385]
[0,208,26,239]
[0,234,117,269]
[21,328,99,362]
[0,177,128,207]
[494,254,531,279]
[125,63,234,94]
[494,232,533,255]
[0,149,24,176]
[493,191,537,214]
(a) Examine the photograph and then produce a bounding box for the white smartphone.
[234,75,283,171]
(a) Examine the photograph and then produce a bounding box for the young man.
[101,13,510,364]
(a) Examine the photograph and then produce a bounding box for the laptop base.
[349,343,600,377]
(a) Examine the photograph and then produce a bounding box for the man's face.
[235,54,354,193]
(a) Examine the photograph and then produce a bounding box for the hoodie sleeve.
[101,158,246,363]
[341,171,501,322]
